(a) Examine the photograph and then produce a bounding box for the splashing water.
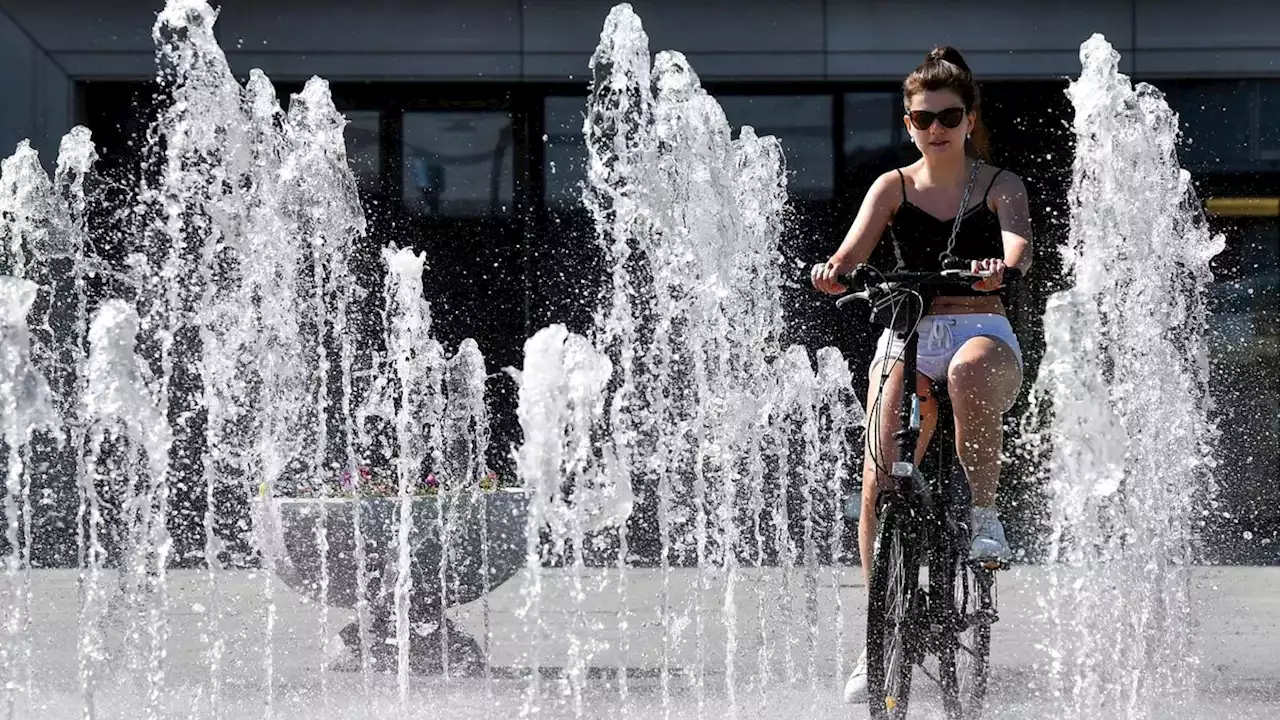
[383,246,445,707]
[1025,34,1225,720]
[580,9,653,708]
[84,300,175,720]
[514,324,623,719]
[0,277,59,718]
[2,1,496,717]
[510,6,863,718]
[0,1,1257,719]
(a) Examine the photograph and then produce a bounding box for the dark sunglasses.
[908,107,967,131]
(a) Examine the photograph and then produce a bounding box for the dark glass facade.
[69,77,1280,566]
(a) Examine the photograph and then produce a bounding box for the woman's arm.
[811,171,900,294]
[992,171,1033,274]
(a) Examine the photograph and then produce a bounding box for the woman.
[810,45,1033,703]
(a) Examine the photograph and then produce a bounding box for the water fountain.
[1022,33,1225,720]
[271,247,528,684]
[3,0,523,716]
[0,1,1250,719]
[0,276,60,719]
[506,9,863,719]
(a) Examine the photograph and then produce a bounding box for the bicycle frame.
[877,324,978,648]
[872,306,969,531]
[844,265,1008,720]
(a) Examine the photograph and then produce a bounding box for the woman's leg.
[858,359,937,586]
[847,356,938,702]
[946,336,1022,556]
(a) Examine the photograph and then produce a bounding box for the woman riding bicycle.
[809,45,1033,704]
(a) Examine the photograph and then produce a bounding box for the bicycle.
[835,262,1018,720]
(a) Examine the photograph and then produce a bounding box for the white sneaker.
[843,649,868,704]
[970,506,1010,561]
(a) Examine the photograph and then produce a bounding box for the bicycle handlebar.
[834,263,1022,308]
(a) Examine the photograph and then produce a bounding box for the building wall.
[1,1,1277,565]
[0,10,72,172]
[1,0,1279,83]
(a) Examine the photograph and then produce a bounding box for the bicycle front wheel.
[939,558,996,720]
[866,502,921,719]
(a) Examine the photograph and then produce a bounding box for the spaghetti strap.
[983,168,1006,203]
[895,168,908,206]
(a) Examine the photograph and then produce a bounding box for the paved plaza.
[2,566,1278,718]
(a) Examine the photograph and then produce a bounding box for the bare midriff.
[927,294,1006,317]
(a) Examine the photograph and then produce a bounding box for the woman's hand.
[971,258,1007,292]
[811,259,849,295]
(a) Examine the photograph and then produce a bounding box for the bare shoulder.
[867,169,905,204]
[989,167,1029,202]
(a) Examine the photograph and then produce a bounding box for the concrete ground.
[1,565,1278,719]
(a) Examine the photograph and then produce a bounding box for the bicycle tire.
[866,502,921,719]
[938,557,995,720]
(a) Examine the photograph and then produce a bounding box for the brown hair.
[903,46,991,162]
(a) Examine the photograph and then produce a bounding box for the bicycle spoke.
[940,556,995,720]
[866,507,918,719]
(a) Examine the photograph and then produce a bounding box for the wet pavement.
[3,566,1278,719]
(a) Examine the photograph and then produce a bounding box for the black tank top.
[888,167,1006,295]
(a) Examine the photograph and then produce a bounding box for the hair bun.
[926,45,971,73]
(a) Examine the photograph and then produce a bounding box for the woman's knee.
[948,338,1022,411]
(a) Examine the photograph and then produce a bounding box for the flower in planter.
[480,470,497,492]
[423,473,440,493]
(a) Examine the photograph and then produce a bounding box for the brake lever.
[835,290,871,308]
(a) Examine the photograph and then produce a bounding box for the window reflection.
[546,95,837,203]
[402,111,514,216]
[1210,219,1280,355]
[1163,80,1280,172]
[845,93,900,160]
[1259,85,1280,161]
[717,95,833,199]
[343,110,381,194]
[544,97,588,209]
[844,92,913,184]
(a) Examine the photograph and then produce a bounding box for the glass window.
[845,92,900,159]
[1162,80,1280,172]
[547,94,836,204]
[544,96,589,209]
[844,92,911,185]
[1164,81,1253,171]
[1258,82,1280,161]
[344,110,380,194]
[402,111,514,216]
[717,95,834,200]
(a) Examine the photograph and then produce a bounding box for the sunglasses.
[907,107,967,131]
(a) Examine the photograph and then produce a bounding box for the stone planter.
[271,488,530,674]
